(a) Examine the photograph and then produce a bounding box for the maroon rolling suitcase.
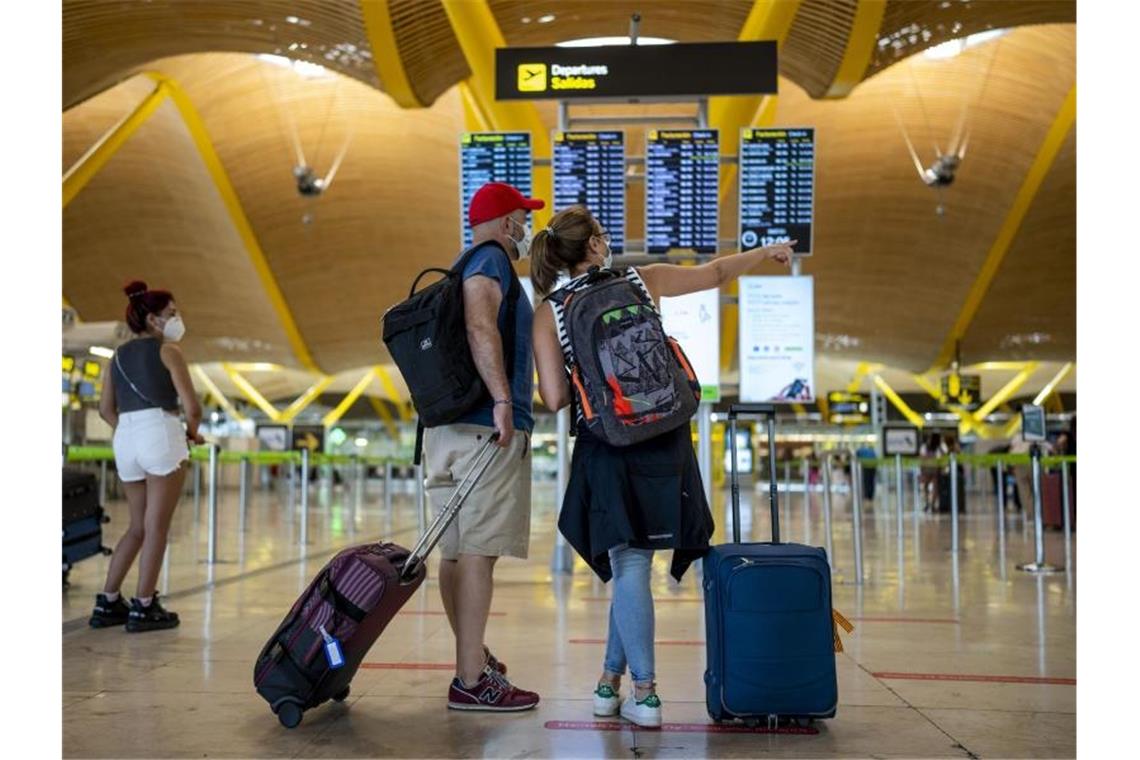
[253,435,500,728]
[1041,467,1075,530]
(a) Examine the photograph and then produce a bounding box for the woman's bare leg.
[102,480,148,594]
[135,465,187,599]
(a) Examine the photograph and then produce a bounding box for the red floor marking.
[854,616,960,624]
[544,720,817,735]
[568,638,704,646]
[360,662,455,671]
[873,672,1075,686]
[581,596,703,603]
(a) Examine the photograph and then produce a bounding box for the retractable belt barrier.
[64,445,411,469]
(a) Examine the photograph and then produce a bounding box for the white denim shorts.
[112,408,189,482]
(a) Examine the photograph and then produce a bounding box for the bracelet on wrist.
[493,399,512,406]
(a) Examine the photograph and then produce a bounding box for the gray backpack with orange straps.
[547,267,701,447]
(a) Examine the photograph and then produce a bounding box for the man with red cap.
[424,182,544,712]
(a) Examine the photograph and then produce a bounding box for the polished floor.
[62,464,1076,758]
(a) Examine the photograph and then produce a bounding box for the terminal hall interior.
[55,1,1084,758]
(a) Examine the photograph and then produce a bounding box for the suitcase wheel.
[332,686,350,703]
[101,547,113,556]
[276,701,303,729]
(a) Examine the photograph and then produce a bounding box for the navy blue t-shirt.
[454,242,535,433]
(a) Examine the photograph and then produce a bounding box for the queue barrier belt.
[65,446,410,469]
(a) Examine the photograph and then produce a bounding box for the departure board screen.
[645,129,719,254]
[459,132,533,248]
[739,127,815,255]
[552,131,626,253]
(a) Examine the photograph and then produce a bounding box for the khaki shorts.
[424,423,532,560]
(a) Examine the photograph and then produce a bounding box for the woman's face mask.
[156,314,185,342]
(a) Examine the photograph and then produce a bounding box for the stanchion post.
[1017,444,1061,573]
[384,461,394,514]
[822,453,834,567]
[698,403,712,506]
[849,453,864,585]
[99,460,108,507]
[950,453,960,554]
[206,443,220,564]
[1061,460,1073,570]
[239,457,250,534]
[193,458,202,512]
[415,462,426,538]
[895,453,905,541]
[802,457,811,544]
[299,449,310,547]
[551,407,574,573]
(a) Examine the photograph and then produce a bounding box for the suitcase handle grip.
[399,432,501,583]
[726,404,780,545]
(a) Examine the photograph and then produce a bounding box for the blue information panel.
[739,127,815,255]
[459,132,533,248]
[645,129,719,254]
[552,131,626,253]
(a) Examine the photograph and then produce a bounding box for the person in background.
[921,433,947,511]
[855,443,877,502]
[89,281,203,632]
[530,204,793,728]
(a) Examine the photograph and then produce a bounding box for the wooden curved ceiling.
[63,4,1076,385]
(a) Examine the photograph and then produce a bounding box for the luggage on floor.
[63,467,110,586]
[703,404,839,723]
[936,466,966,514]
[1040,467,1075,530]
[253,434,501,729]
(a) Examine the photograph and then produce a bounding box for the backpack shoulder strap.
[623,266,657,313]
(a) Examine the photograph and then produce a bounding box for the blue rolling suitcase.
[63,468,111,587]
[703,404,839,723]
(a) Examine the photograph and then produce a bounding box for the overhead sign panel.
[497,42,778,101]
[660,288,720,402]
[940,373,981,410]
[738,276,815,403]
[459,132,533,248]
[645,129,719,254]
[552,131,626,253]
[883,425,921,456]
[827,391,870,425]
[739,127,815,255]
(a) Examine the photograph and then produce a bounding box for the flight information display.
[645,129,719,254]
[552,131,626,253]
[739,127,815,255]
[459,132,533,248]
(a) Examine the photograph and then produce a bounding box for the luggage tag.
[319,625,345,670]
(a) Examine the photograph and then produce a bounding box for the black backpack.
[382,243,520,458]
[548,267,700,447]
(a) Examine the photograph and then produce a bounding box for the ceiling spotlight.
[538,14,556,24]
[294,165,326,197]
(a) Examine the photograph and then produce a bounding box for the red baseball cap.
[467,182,545,227]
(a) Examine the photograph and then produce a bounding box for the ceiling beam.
[190,365,247,423]
[930,84,1076,371]
[280,375,335,423]
[323,369,378,427]
[1033,362,1074,407]
[222,363,282,421]
[63,79,169,207]
[143,71,323,375]
[368,395,401,440]
[822,1,887,99]
[872,374,925,428]
[439,0,551,228]
[359,0,424,108]
[374,364,412,421]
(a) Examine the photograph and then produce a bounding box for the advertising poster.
[660,288,720,401]
[738,276,815,403]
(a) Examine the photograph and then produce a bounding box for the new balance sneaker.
[125,593,180,633]
[447,664,540,712]
[620,693,662,728]
[89,593,131,628]
[485,646,507,676]
[593,683,621,717]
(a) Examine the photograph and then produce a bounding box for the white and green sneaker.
[593,683,621,717]
[620,693,662,728]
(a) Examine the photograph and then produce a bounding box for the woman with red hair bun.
[88,280,203,632]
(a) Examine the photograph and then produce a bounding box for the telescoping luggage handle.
[400,433,501,583]
[727,403,780,545]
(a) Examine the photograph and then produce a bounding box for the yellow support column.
[222,363,282,421]
[190,365,247,423]
[145,72,323,375]
[359,0,424,108]
[1033,362,1074,407]
[323,369,379,428]
[872,375,925,429]
[368,395,401,441]
[374,365,412,421]
[931,86,1076,371]
[822,1,887,99]
[63,81,170,207]
[440,0,551,228]
[280,375,336,423]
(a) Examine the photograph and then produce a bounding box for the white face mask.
[602,241,613,269]
[161,315,185,342]
[508,217,532,260]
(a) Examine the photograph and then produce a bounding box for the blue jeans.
[603,546,655,685]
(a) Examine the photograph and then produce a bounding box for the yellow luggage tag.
[832,609,855,653]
